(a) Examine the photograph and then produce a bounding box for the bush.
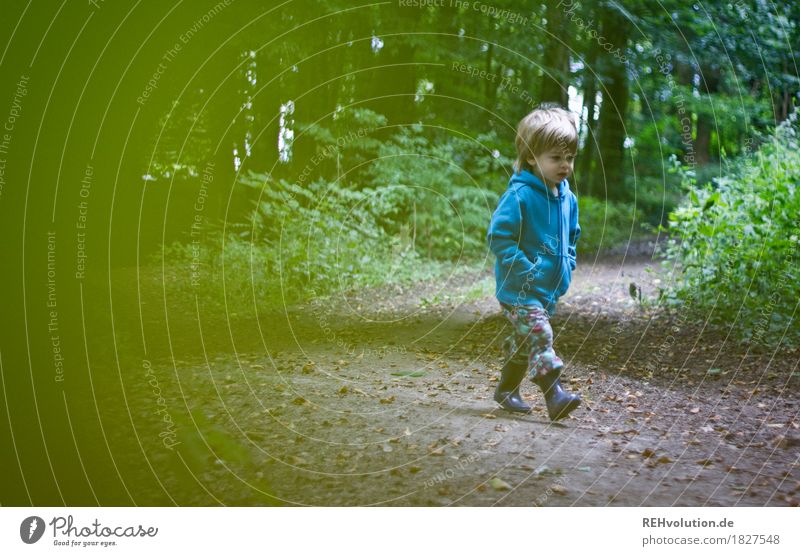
[660,115,800,346]
[366,124,513,261]
[576,196,649,256]
[158,171,458,314]
[155,122,651,315]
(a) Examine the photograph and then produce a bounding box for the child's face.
[528,148,576,187]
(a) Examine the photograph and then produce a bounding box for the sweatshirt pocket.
[556,257,572,297]
[533,250,561,296]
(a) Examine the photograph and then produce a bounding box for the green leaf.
[698,224,715,237]
[489,477,512,491]
[390,370,425,377]
[702,192,720,211]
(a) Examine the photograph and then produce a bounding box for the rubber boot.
[493,359,531,413]
[531,370,581,421]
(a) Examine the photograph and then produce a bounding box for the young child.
[486,103,582,421]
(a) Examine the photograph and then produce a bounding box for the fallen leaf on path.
[550,484,567,495]
[489,477,512,491]
[534,465,557,476]
[390,370,425,377]
[426,439,447,456]
[773,435,800,449]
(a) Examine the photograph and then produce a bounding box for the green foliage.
[238,172,413,290]
[661,116,800,345]
[630,177,682,228]
[160,169,459,314]
[144,92,213,181]
[366,124,513,260]
[297,107,387,182]
[576,196,649,256]
[296,112,518,261]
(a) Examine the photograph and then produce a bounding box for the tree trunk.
[673,60,695,166]
[775,60,793,123]
[578,45,599,196]
[695,65,721,165]
[485,42,497,112]
[596,7,630,201]
[539,1,568,105]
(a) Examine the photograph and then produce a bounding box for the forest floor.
[117,253,800,506]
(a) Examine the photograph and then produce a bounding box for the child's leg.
[503,304,580,420]
[501,305,564,379]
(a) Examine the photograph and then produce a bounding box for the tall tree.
[539,0,569,105]
[595,2,630,199]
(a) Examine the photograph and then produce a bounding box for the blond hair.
[513,103,578,173]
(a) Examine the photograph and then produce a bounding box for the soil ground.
[110,254,800,506]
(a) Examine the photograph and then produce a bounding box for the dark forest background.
[2,0,800,506]
[136,0,800,328]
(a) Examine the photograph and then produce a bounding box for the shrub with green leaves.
[575,196,648,256]
[661,116,800,345]
[160,170,460,314]
[157,120,656,316]
[366,123,513,261]
[237,172,427,301]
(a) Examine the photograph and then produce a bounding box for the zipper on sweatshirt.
[557,188,562,290]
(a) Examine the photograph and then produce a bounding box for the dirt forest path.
[126,255,800,506]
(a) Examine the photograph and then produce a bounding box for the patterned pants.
[501,303,564,379]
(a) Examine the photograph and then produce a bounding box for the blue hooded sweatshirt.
[486,168,580,315]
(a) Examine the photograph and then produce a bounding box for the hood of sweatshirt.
[486,168,579,314]
[509,168,570,200]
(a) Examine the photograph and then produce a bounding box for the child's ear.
[526,156,537,168]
